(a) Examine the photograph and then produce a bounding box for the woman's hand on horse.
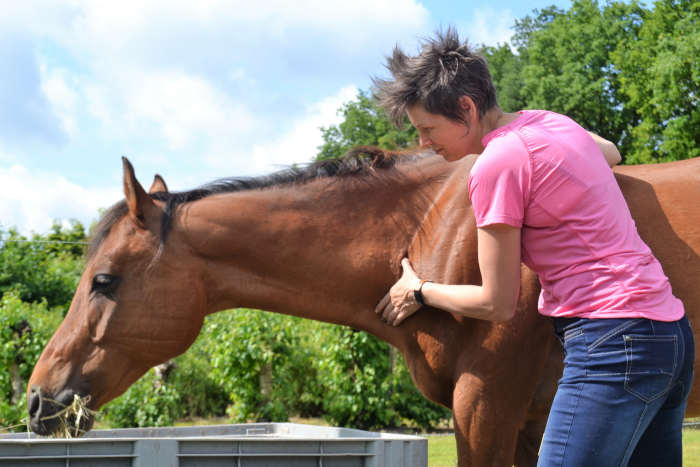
[375,258,422,326]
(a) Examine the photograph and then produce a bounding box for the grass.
[427,430,700,467]
[684,430,700,467]
[427,434,458,467]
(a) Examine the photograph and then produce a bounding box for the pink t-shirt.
[468,110,684,321]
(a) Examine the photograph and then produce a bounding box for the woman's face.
[406,104,481,162]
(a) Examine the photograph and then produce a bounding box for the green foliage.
[203,309,322,423]
[612,0,700,162]
[505,0,696,163]
[0,292,63,431]
[170,340,230,418]
[317,327,398,430]
[0,223,85,310]
[519,0,645,156]
[511,5,565,54]
[481,44,527,113]
[317,90,417,160]
[101,370,182,428]
[317,326,450,431]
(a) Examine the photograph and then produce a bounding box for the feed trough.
[0,423,427,466]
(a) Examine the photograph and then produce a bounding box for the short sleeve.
[468,133,531,228]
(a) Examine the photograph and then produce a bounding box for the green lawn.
[684,430,700,467]
[427,434,458,467]
[428,430,700,467]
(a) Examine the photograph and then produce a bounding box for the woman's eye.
[91,274,120,297]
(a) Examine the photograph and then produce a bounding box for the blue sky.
[0,0,571,234]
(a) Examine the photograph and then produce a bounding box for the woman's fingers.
[374,257,422,325]
[375,292,391,315]
[401,257,414,274]
[392,308,415,326]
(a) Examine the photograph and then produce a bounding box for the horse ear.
[149,174,168,194]
[122,157,159,227]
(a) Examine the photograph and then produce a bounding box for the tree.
[317,90,417,160]
[0,222,85,310]
[511,5,565,54]
[520,0,646,158]
[481,44,527,113]
[0,292,63,431]
[612,0,700,162]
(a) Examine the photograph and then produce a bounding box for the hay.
[0,394,98,438]
[41,394,97,438]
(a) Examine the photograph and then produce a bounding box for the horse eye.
[91,274,120,296]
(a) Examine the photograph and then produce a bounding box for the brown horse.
[27,149,700,466]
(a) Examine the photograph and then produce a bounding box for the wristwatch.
[414,279,431,306]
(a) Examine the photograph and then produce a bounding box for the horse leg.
[514,418,546,467]
[453,310,555,466]
[514,334,563,467]
[452,372,521,467]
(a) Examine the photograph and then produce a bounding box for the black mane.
[88,146,425,258]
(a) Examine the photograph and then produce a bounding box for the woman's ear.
[458,96,477,125]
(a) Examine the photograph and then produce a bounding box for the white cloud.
[39,63,79,138]
[85,69,260,151]
[0,164,119,234]
[0,147,16,165]
[65,0,428,47]
[37,0,428,163]
[250,85,359,174]
[0,0,432,233]
[459,7,516,48]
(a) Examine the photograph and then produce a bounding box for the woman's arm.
[588,132,621,167]
[375,224,522,326]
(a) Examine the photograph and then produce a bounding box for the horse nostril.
[28,387,41,419]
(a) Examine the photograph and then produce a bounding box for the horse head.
[27,158,207,436]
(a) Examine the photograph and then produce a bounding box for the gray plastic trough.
[0,423,427,466]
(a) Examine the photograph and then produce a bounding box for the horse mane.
[88,146,427,259]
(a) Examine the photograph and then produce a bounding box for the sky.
[0,0,571,235]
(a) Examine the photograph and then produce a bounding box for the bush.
[170,343,229,418]
[316,325,451,431]
[101,369,182,428]
[0,224,85,311]
[0,292,63,431]
[204,309,321,422]
[316,326,398,430]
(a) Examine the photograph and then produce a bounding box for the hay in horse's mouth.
[41,394,96,438]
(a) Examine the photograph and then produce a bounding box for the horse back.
[615,158,700,415]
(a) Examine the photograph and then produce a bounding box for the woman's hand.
[375,258,423,326]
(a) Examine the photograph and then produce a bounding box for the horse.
[27,148,700,466]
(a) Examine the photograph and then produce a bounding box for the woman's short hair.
[373,28,498,128]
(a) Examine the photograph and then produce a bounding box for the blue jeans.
[538,315,694,466]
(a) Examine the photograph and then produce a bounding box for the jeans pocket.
[563,326,583,343]
[624,334,677,403]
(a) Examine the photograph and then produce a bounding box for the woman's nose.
[419,136,432,148]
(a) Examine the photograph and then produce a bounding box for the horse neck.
[175,160,447,339]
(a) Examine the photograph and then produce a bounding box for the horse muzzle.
[27,386,95,437]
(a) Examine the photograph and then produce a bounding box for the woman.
[373,29,694,466]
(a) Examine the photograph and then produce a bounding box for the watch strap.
[413,279,431,306]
